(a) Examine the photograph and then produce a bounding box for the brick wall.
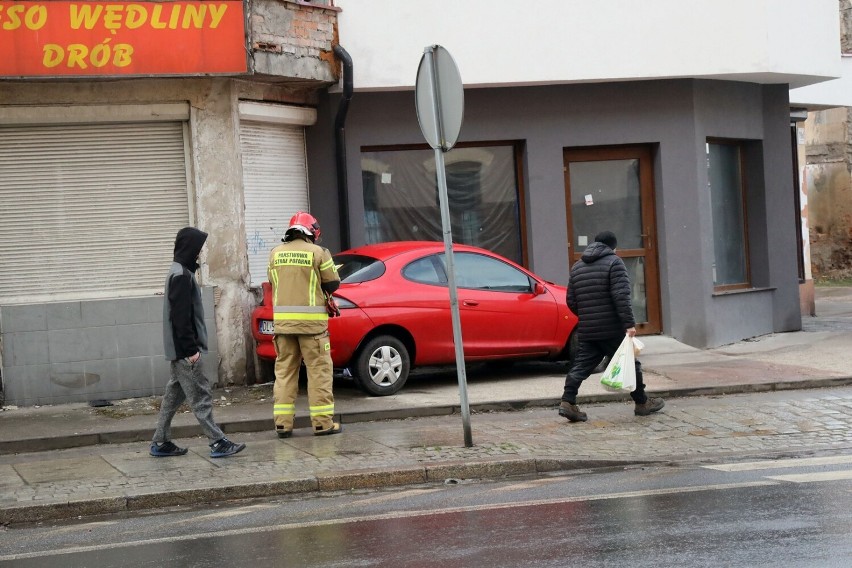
[250,0,338,83]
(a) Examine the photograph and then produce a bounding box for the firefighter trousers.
[272,331,335,433]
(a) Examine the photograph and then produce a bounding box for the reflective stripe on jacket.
[267,236,340,335]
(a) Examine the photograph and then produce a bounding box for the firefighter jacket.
[267,235,340,335]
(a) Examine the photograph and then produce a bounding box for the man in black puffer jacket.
[559,231,664,422]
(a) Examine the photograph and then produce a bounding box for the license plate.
[259,320,275,335]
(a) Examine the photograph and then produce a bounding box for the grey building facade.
[308,78,802,349]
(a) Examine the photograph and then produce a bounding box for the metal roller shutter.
[0,122,190,304]
[240,120,310,287]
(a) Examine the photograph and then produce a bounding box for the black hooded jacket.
[566,241,635,341]
[163,227,209,360]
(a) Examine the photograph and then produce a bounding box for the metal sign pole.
[424,47,473,447]
[434,148,473,448]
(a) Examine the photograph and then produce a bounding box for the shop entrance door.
[563,145,661,334]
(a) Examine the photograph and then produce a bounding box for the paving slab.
[12,456,121,484]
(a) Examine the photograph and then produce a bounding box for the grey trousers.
[152,356,224,444]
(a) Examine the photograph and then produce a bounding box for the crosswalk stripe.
[702,455,852,472]
[765,470,852,483]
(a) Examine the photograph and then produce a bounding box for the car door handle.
[462,300,479,306]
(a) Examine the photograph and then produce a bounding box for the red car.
[251,241,578,395]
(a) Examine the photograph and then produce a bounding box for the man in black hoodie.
[150,227,246,458]
[559,231,664,422]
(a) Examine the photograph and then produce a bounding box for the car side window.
[402,256,445,285]
[334,254,386,283]
[448,253,534,292]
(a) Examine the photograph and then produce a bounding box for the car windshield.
[334,254,386,283]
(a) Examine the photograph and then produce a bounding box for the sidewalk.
[1,287,851,525]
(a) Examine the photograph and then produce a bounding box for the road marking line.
[171,503,277,523]
[0,481,776,562]
[489,477,570,492]
[348,487,444,505]
[37,520,120,536]
[160,488,446,530]
[765,470,852,483]
[702,455,852,472]
[560,481,776,503]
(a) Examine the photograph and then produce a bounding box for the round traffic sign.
[415,45,464,151]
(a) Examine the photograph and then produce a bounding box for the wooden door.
[563,145,661,334]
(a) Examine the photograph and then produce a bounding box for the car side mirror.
[534,282,546,295]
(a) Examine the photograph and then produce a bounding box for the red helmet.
[287,211,321,240]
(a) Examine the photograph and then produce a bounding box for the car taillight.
[261,281,272,306]
[333,296,357,309]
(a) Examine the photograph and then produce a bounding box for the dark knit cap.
[594,231,618,249]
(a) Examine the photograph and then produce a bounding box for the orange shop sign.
[0,1,247,77]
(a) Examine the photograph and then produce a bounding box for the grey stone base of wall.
[0,287,219,406]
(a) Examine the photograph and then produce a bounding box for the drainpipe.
[333,44,353,250]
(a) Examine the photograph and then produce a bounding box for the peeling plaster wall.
[802,0,852,281]
[805,106,852,279]
[188,79,253,386]
[796,123,815,316]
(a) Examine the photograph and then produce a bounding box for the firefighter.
[268,212,342,437]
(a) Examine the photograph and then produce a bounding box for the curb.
[0,457,649,525]
[4,377,852,455]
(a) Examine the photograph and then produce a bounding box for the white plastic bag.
[599,334,637,392]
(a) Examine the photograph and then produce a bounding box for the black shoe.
[634,397,665,416]
[314,423,342,436]
[209,437,246,458]
[558,402,588,422]
[150,441,188,457]
[277,429,293,439]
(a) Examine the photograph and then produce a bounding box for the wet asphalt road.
[3,451,851,567]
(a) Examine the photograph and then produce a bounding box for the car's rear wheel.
[559,330,579,363]
[568,331,579,362]
[354,335,411,396]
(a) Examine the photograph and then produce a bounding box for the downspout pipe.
[333,44,353,250]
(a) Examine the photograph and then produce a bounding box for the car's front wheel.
[353,335,411,396]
